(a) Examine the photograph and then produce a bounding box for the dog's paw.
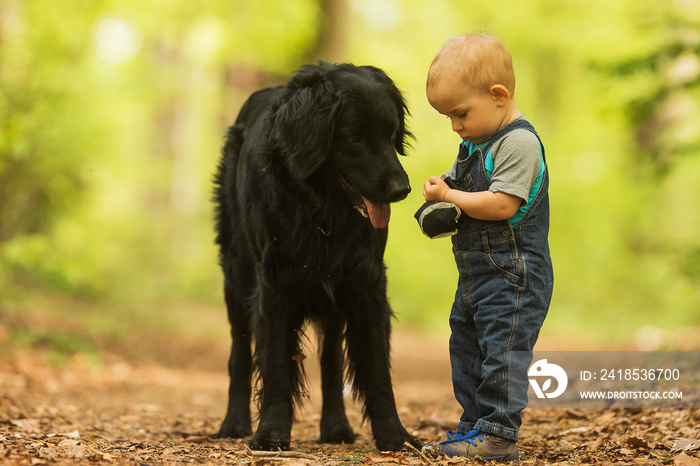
[320,421,356,444]
[375,431,423,452]
[212,422,252,439]
[404,434,423,450]
[249,431,291,451]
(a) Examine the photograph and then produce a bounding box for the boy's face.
[427,76,509,145]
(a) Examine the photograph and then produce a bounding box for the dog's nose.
[388,179,411,201]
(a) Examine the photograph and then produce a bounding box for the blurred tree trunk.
[147,37,202,260]
[221,0,349,129]
[305,0,349,63]
[621,10,700,175]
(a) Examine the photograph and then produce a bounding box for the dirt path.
[1,329,698,465]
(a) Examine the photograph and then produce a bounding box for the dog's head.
[270,62,412,228]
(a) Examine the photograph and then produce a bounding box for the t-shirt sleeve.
[488,129,542,206]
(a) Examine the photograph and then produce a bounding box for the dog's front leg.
[344,289,422,451]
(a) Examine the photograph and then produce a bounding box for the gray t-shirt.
[448,118,542,207]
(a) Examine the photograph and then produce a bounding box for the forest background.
[1,0,699,359]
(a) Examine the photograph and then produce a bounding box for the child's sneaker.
[421,430,518,462]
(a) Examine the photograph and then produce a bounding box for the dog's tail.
[212,122,244,261]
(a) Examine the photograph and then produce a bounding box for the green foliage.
[0,1,101,242]
[1,0,699,346]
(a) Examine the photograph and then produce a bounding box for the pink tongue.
[363,197,391,229]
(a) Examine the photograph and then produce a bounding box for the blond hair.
[427,33,515,95]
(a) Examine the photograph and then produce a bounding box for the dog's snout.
[388,178,411,201]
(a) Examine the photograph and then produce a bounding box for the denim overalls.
[448,119,554,441]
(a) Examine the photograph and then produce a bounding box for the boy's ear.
[490,85,510,106]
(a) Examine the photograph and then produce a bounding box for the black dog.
[212,62,420,452]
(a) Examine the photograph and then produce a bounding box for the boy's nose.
[450,118,463,133]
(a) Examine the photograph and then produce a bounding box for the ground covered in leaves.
[1,328,699,465]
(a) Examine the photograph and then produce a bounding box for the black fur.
[212,62,419,451]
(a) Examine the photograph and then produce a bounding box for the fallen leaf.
[559,426,589,436]
[674,452,700,466]
[57,439,87,458]
[367,451,407,464]
[559,439,575,452]
[436,457,464,465]
[625,429,649,448]
[89,447,117,462]
[587,438,604,451]
[10,419,40,432]
[672,438,700,452]
[565,408,587,419]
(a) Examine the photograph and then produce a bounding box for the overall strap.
[481,118,540,157]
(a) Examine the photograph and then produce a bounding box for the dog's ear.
[271,72,341,180]
[393,90,412,156]
[363,66,413,156]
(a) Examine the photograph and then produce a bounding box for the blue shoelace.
[441,430,484,447]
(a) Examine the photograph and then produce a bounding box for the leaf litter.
[1,331,698,465]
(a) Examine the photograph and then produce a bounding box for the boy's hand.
[423,176,450,202]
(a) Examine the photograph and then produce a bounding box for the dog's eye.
[348,135,362,145]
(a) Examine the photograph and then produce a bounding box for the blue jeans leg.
[449,284,480,433]
[449,249,549,442]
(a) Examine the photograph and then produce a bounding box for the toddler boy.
[420,33,554,461]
